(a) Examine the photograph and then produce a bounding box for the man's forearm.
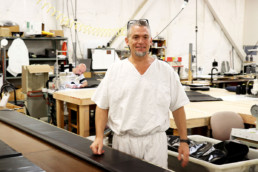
[95,106,108,139]
[172,106,188,139]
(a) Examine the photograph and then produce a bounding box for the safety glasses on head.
[127,19,149,30]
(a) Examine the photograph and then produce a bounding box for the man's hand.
[79,80,88,88]
[90,137,105,155]
[177,142,189,167]
[66,84,77,89]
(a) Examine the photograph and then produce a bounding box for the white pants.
[112,132,168,168]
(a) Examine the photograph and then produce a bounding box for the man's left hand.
[177,142,189,167]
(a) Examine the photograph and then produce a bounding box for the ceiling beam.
[204,0,246,62]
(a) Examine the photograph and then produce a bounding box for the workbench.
[184,74,255,88]
[53,88,96,137]
[170,88,257,134]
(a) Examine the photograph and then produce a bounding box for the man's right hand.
[90,138,105,155]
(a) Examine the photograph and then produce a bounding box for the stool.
[67,103,79,134]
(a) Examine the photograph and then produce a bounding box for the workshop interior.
[0,0,258,171]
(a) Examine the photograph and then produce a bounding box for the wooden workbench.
[53,88,96,137]
[170,88,257,131]
[184,74,255,88]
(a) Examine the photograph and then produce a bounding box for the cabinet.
[0,37,68,87]
[150,39,166,59]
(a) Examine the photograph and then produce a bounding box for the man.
[90,19,189,168]
[66,63,88,88]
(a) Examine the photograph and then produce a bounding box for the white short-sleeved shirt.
[67,73,85,86]
[91,58,189,136]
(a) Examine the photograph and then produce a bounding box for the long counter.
[0,121,103,172]
[0,110,169,172]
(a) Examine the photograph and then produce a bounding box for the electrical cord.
[66,0,83,61]
[153,0,188,39]
[69,0,83,58]
[66,0,76,59]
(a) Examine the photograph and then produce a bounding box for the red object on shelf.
[178,57,182,62]
[62,42,67,56]
[167,57,173,62]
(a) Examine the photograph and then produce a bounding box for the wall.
[0,0,257,76]
[243,0,258,64]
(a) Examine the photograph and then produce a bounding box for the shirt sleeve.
[91,71,110,109]
[169,70,190,112]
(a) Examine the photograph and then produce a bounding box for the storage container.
[168,135,258,172]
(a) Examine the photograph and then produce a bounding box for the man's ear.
[125,37,130,50]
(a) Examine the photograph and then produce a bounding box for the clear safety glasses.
[127,19,149,30]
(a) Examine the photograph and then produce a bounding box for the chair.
[210,111,244,141]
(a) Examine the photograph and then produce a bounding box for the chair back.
[210,111,244,140]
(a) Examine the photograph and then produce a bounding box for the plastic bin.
[168,135,258,172]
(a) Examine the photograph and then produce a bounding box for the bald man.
[66,63,88,88]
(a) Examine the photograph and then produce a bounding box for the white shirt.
[69,73,85,85]
[92,58,189,136]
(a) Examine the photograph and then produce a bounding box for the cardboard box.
[49,30,64,37]
[22,65,53,93]
[0,25,19,37]
[0,28,10,37]
[8,88,25,101]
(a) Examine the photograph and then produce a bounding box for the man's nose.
[138,37,144,43]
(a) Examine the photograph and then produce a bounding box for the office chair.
[210,111,244,141]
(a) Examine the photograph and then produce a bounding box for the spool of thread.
[236,85,241,95]
[69,64,73,72]
[246,66,251,74]
[241,84,246,94]
[60,63,64,72]
[62,42,67,56]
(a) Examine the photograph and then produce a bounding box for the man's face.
[75,65,86,75]
[75,68,83,75]
[125,25,152,57]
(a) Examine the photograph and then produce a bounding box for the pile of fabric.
[167,135,249,165]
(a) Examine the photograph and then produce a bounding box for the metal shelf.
[5,58,68,61]
[1,37,68,86]
[151,47,166,49]
[6,76,22,79]
[1,37,68,41]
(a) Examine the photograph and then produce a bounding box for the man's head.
[73,63,86,75]
[125,19,152,58]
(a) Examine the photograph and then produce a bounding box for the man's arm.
[90,106,108,155]
[172,106,189,167]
